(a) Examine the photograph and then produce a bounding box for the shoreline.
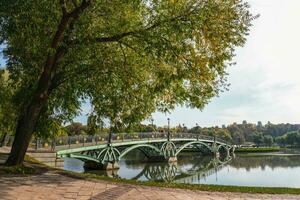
[1,152,300,198]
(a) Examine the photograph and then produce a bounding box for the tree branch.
[60,0,68,15]
[73,8,194,45]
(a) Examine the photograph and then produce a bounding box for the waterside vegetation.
[235,147,281,153]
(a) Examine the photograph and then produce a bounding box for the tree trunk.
[5,0,90,166]
[6,55,52,166]
[0,132,7,147]
[5,95,48,165]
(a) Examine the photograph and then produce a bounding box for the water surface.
[64,149,300,188]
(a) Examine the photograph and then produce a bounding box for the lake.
[63,149,300,188]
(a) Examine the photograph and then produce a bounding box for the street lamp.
[108,129,112,145]
[151,119,154,130]
[151,118,156,138]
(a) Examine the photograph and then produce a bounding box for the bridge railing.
[2,132,231,151]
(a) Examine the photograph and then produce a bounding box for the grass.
[0,153,49,175]
[2,153,300,194]
[235,146,280,153]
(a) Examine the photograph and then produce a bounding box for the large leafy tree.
[0,0,254,165]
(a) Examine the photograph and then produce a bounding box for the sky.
[151,0,300,127]
[1,0,300,128]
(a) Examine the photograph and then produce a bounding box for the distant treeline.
[61,120,300,147]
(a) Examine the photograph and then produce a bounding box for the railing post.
[51,138,55,151]
[108,130,112,145]
[35,137,38,151]
[68,137,71,149]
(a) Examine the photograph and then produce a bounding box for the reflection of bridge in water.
[57,133,234,170]
[130,156,232,183]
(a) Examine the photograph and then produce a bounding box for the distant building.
[222,124,226,129]
[242,120,247,125]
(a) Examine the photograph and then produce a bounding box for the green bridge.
[55,133,234,170]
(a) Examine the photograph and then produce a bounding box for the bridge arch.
[119,144,161,160]
[175,141,212,156]
[216,144,229,153]
[69,153,101,163]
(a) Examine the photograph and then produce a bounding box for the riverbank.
[1,152,300,198]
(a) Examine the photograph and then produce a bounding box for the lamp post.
[167,118,170,141]
[151,118,154,131]
[108,129,112,145]
[151,118,156,138]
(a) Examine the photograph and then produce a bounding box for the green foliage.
[188,122,300,145]
[252,132,264,146]
[65,122,87,136]
[0,0,255,137]
[0,165,36,174]
[86,113,103,135]
[276,131,300,147]
[235,147,280,153]
[0,69,16,137]
[0,154,41,174]
[263,135,273,147]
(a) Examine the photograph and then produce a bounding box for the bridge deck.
[56,137,229,156]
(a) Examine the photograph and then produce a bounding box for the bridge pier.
[103,162,119,170]
[214,151,220,158]
[166,156,177,162]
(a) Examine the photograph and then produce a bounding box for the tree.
[215,128,232,142]
[285,131,297,147]
[86,113,102,135]
[252,132,264,146]
[263,135,273,147]
[1,0,254,165]
[0,69,16,146]
[275,136,286,147]
[65,122,86,136]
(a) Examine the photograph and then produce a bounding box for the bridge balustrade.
[2,132,231,151]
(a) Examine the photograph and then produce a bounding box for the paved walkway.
[1,172,300,200]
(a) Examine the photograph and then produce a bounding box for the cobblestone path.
[0,172,300,200]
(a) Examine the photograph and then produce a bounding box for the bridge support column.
[214,151,220,158]
[226,148,230,158]
[101,162,119,170]
[166,156,177,162]
[230,146,235,154]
